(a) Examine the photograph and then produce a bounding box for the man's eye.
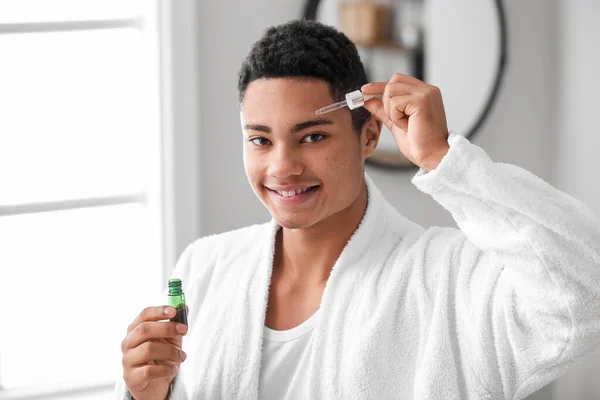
[250,137,270,146]
[303,133,325,143]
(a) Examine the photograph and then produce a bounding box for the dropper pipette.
[315,100,348,115]
[315,90,381,115]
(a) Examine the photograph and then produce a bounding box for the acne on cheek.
[322,146,365,200]
[322,150,349,182]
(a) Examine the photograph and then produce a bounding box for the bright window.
[0,1,164,397]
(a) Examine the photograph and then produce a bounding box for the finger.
[123,340,186,368]
[127,306,177,335]
[127,364,179,389]
[389,72,424,86]
[162,333,184,350]
[151,340,182,368]
[385,81,416,97]
[382,85,411,121]
[123,321,188,350]
[362,98,393,130]
[360,82,387,96]
[389,96,408,120]
[383,84,393,121]
[390,96,410,132]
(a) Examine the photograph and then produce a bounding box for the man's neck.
[272,181,368,287]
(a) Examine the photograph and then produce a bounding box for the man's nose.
[267,144,304,179]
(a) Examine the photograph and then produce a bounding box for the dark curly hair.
[237,19,371,133]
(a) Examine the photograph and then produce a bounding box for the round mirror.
[303,0,507,169]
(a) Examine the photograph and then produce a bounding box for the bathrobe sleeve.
[411,133,600,400]
[113,243,196,400]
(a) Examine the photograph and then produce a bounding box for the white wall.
[553,0,600,212]
[551,1,600,399]
[188,0,597,399]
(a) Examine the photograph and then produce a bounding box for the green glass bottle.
[168,278,188,326]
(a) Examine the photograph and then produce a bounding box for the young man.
[117,20,600,400]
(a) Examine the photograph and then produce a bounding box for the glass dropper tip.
[315,100,348,115]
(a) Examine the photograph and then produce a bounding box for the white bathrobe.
[115,133,600,400]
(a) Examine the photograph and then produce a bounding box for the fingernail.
[164,307,174,315]
[176,324,188,334]
[172,365,179,374]
[180,351,187,361]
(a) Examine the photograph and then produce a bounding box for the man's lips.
[265,185,321,200]
[265,184,320,191]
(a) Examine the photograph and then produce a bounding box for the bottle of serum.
[168,278,188,326]
[126,279,187,399]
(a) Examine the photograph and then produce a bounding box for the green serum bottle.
[168,278,188,326]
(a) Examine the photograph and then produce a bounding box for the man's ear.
[361,116,382,159]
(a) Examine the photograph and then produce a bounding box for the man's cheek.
[322,150,349,181]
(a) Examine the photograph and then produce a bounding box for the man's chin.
[272,214,317,230]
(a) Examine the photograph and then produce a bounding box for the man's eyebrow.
[292,118,335,133]
[243,118,335,134]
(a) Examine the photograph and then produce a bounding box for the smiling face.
[240,78,381,230]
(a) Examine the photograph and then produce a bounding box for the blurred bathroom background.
[0,0,598,399]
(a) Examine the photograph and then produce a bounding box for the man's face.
[240,78,377,229]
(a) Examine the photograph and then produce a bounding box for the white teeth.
[275,187,313,197]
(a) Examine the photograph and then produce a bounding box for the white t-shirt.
[258,309,321,400]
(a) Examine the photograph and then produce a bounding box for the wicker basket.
[338,1,392,44]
